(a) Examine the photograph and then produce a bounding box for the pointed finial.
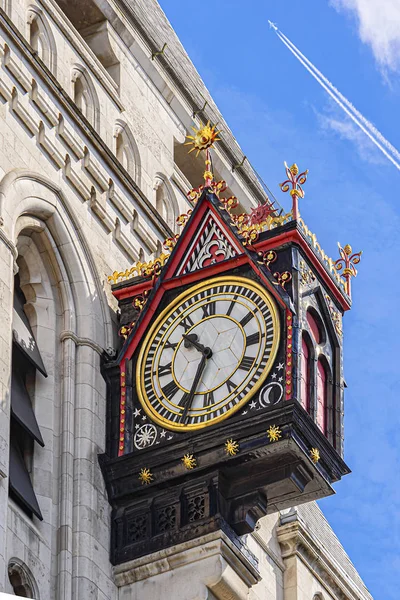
[184,121,222,187]
[334,243,362,297]
[279,161,309,220]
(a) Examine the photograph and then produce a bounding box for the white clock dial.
[136,277,280,430]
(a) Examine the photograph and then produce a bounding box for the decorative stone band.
[60,330,115,357]
[0,33,166,262]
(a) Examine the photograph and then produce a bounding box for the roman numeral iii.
[246,332,260,346]
[238,356,254,371]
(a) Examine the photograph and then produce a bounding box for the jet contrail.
[270,23,400,171]
[277,29,400,164]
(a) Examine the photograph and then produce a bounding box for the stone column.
[71,341,112,599]
[57,335,76,600]
[0,229,18,592]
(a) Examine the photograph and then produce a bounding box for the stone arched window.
[300,332,312,414]
[114,120,141,187]
[301,305,336,442]
[8,558,39,598]
[316,356,330,435]
[9,265,48,521]
[154,175,178,232]
[80,21,120,87]
[71,66,100,130]
[27,7,57,74]
[0,173,114,596]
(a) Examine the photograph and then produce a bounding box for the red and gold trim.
[285,310,293,400]
[118,361,127,456]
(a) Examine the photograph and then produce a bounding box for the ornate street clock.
[137,277,279,430]
[100,130,361,566]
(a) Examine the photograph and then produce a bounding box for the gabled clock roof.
[109,188,296,366]
[109,160,361,367]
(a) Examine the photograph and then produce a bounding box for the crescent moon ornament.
[259,381,283,408]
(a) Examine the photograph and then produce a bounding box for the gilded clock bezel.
[135,276,280,431]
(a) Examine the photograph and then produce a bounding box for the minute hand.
[180,352,209,423]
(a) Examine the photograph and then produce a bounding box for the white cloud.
[317,106,386,165]
[331,0,400,71]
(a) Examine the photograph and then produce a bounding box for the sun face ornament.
[267,425,282,442]
[225,439,239,456]
[138,467,153,485]
[185,121,221,156]
[182,454,197,470]
[310,448,320,463]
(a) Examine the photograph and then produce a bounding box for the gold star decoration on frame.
[267,425,282,442]
[225,439,239,456]
[184,121,221,156]
[138,467,153,485]
[310,448,320,464]
[182,454,197,470]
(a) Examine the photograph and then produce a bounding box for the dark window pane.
[9,440,43,520]
[12,278,47,377]
[11,360,44,446]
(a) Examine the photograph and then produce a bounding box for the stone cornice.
[113,529,260,594]
[252,528,285,573]
[277,518,371,600]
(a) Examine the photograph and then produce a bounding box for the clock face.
[136,276,280,431]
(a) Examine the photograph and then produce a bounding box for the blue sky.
[159,1,399,597]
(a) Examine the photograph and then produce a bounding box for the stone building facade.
[0,0,372,598]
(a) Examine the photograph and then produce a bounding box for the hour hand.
[182,334,212,358]
[183,333,199,349]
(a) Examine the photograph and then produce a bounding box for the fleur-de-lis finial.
[334,243,362,297]
[279,162,309,220]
